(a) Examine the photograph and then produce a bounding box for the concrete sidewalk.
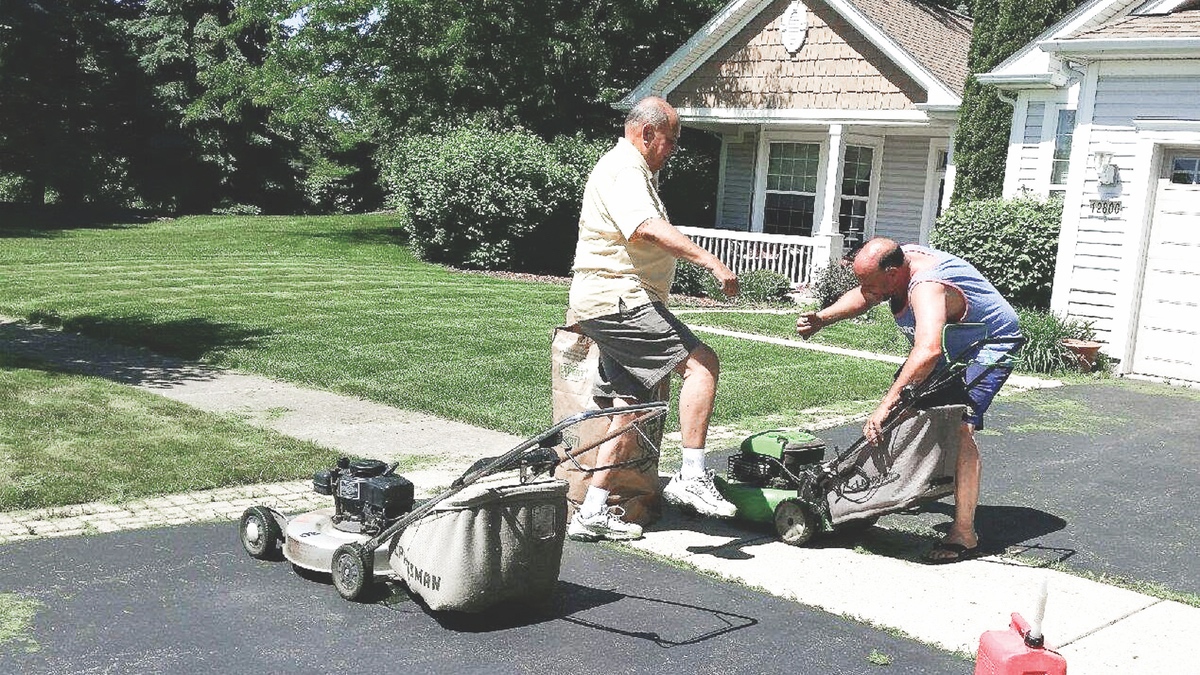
[3,318,1198,673]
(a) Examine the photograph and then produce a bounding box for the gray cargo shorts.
[576,301,703,403]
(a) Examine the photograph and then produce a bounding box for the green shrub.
[810,261,859,308]
[931,195,1063,309]
[211,203,262,216]
[1015,307,1103,374]
[737,269,792,304]
[380,123,607,274]
[672,260,711,297]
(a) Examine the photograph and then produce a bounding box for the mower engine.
[728,429,827,490]
[313,458,414,535]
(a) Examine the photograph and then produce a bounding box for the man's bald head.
[850,238,908,302]
[852,238,905,278]
[624,96,680,173]
[625,96,677,133]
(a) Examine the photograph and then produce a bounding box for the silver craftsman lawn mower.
[238,401,667,611]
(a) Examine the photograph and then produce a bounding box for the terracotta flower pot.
[1062,338,1102,373]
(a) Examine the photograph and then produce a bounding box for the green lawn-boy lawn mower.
[717,328,1023,546]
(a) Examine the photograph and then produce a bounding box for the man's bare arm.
[796,285,874,338]
[862,282,948,444]
[886,283,947,398]
[631,217,739,297]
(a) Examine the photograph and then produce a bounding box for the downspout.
[1061,59,1087,82]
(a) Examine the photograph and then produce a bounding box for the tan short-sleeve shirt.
[569,138,676,321]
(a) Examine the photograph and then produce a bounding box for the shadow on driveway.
[748,379,1199,594]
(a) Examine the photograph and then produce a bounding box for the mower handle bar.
[362,401,669,552]
[825,335,1025,473]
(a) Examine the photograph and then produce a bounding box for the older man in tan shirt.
[567,96,740,542]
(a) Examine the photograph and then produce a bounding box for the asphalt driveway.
[0,521,968,675]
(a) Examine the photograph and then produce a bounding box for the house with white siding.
[979,0,1200,383]
[621,0,972,285]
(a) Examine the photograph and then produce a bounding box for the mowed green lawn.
[0,352,341,510]
[684,304,910,357]
[0,214,896,507]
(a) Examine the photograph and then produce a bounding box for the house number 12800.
[1090,199,1123,215]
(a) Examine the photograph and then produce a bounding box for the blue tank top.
[893,245,1021,367]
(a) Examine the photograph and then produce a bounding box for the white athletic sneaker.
[567,505,644,542]
[663,469,737,518]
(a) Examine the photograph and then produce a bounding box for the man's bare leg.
[675,344,719,449]
[591,406,638,492]
[929,423,981,560]
[569,402,646,541]
[662,344,736,517]
[594,344,718,484]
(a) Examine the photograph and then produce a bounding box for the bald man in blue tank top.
[796,238,1021,564]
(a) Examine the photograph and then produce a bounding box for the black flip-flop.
[922,541,981,565]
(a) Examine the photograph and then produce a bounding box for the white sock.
[581,486,610,517]
[680,447,707,479]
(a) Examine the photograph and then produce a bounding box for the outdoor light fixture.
[1093,147,1119,186]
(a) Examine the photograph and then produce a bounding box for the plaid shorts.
[576,301,702,403]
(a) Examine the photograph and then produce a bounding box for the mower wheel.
[331,543,374,601]
[773,499,816,546]
[239,506,283,560]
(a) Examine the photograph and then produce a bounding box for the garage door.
[1132,151,1200,382]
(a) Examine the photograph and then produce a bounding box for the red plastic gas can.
[974,613,1067,675]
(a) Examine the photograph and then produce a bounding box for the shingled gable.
[620,0,971,116]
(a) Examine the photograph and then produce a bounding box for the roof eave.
[974,71,1071,90]
[1042,37,1200,59]
[983,0,1137,77]
[674,107,942,126]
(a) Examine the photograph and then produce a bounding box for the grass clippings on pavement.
[0,593,42,654]
[1002,392,1127,435]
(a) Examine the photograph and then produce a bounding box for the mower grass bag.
[390,478,568,613]
[717,405,965,540]
[826,404,964,524]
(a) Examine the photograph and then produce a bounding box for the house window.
[839,145,874,250]
[1171,157,1200,184]
[764,142,820,236]
[1050,109,1076,190]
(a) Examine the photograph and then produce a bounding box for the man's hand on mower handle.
[863,399,895,446]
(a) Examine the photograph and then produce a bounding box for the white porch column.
[813,124,846,269]
[942,129,957,214]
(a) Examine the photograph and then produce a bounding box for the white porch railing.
[676,227,839,287]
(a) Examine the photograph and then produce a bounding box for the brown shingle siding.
[670,0,925,111]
